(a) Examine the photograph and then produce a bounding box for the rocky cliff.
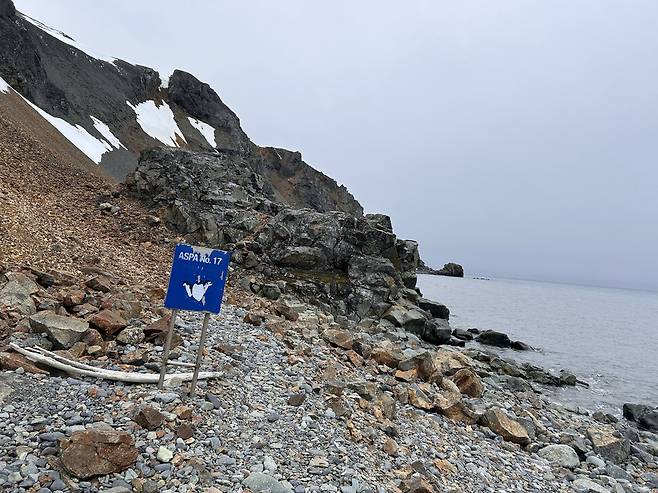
[128,148,427,325]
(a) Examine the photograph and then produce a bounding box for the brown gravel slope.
[0,90,171,288]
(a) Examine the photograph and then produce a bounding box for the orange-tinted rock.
[133,406,164,430]
[481,408,530,445]
[89,309,127,335]
[450,368,484,398]
[0,352,48,374]
[322,328,353,350]
[60,429,138,479]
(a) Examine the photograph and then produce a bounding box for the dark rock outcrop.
[129,148,420,321]
[623,403,658,432]
[477,330,512,348]
[0,0,15,18]
[417,298,449,320]
[167,70,250,154]
[436,262,464,277]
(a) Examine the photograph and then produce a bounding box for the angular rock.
[450,368,484,398]
[400,477,435,493]
[623,403,653,422]
[260,283,281,300]
[273,301,299,321]
[157,446,173,463]
[407,384,434,411]
[133,406,164,430]
[371,344,404,369]
[401,309,428,333]
[60,429,138,479]
[0,352,48,374]
[538,444,580,469]
[571,478,611,493]
[423,319,452,345]
[480,407,531,445]
[243,312,264,326]
[623,403,658,432]
[383,306,407,327]
[29,311,89,349]
[0,274,38,315]
[89,310,128,335]
[452,328,474,341]
[477,330,512,348]
[587,427,630,464]
[62,289,86,308]
[176,423,195,440]
[85,275,113,293]
[322,328,353,350]
[638,411,658,432]
[417,298,450,320]
[511,340,531,351]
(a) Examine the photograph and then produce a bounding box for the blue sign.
[164,244,231,314]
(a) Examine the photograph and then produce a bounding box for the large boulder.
[587,427,630,464]
[89,309,128,335]
[423,319,452,345]
[450,368,484,398]
[29,311,89,349]
[477,330,512,348]
[0,272,39,315]
[436,262,464,277]
[60,429,138,479]
[623,403,658,432]
[417,298,449,320]
[538,444,580,469]
[480,407,531,445]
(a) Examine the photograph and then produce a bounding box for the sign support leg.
[189,312,211,397]
[158,309,178,389]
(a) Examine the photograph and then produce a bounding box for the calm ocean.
[417,274,658,414]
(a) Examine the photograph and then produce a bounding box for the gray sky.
[15,0,658,291]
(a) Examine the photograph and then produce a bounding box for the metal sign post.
[158,309,178,389]
[160,244,231,396]
[189,312,211,397]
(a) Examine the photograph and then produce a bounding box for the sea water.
[417,274,658,414]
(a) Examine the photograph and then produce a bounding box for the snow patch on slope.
[91,116,125,150]
[127,100,186,147]
[0,76,10,93]
[1,77,117,162]
[188,117,217,148]
[25,101,113,163]
[19,13,117,65]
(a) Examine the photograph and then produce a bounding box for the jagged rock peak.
[0,0,15,18]
[168,70,251,154]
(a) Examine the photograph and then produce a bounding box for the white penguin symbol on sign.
[183,275,213,306]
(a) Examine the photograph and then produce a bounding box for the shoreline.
[2,267,658,492]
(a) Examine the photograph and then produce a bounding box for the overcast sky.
[15,0,658,291]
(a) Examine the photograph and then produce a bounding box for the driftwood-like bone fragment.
[9,344,222,384]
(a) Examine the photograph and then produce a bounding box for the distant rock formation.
[418,260,464,277]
